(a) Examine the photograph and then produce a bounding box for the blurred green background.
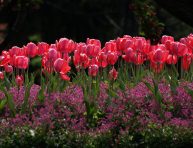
[0,0,193,50]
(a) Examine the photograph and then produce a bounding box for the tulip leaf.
[21,75,35,114]
[0,85,15,117]
[0,99,7,111]
[184,86,193,99]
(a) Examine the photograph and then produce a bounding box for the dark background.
[0,0,193,51]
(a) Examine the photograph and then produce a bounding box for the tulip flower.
[166,55,178,65]
[46,48,60,61]
[86,38,101,48]
[88,64,99,77]
[57,38,75,53]
[4,65,13,73]
[25,42,38,58]
[16,75,24,86]
[37,42,49,56]
[0,72,4,80]
[15,56,29,69]
[107,52,118,65]
[109,67,118,80]
[98,52,107,68]
[170,42,188,57]
[86,44,100,57]
[0,51,10,66]
[182,54,192,71]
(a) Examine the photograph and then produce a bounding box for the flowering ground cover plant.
[1,34,193,147]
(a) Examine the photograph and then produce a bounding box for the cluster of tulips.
[0,34,193,86]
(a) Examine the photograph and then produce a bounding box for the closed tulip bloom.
[16,75,24,86]
[109,67,118,80]
[37,42,49,56]
[87,44,100,57]
[4,65,13,73]
[47,48,60,61]
[75,43,87,54]
[182,54,192,71]
[149,48,169,64]
[104,41,117,52]
[133,53,144,65]
[166,55,178,65]
[25,42,38,57]
[107,52,118,65]
[9,46,24,56]
[161,35,174,44]
[54,58,64,72]
[15,56,29,69]
[57,38,75,53]
[98,52,107,68]
[0,51,10,66]
[86,38,101,48]
[88,64,99,77]
[122,48,136,63]
[0,72,4,80]
[60,73,70,81]
[170,42,188,57]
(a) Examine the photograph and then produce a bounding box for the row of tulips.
[1,34,193,126]
[0,34,193,84]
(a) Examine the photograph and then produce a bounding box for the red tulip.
[149,48,169,64]
[104,41,117,53]
[133,53,144,65]
[4,65,13,73]
[161,35,174,44]
[170,42,188,56]
[57,38,75,53]
[109,67,118,80]
[150,62,164,73]
[86,38,101,48]
[54,58,71,74]
[25,42,38,57]
[16,75,24,86]
[37,42,49,56]
[54,58,64,72]
[86,44,100,57]
[98,52,107,68]
[0,72,4,80]
[15,56,29,69]
[107,52,118,65]
[46,48,60,61]
[75,43,87,54]
[134,37,146,52]
[9,46,24,56]
[166,55,177,65]
[116,37,133,52]
[0,51,10,66]
[122,48,135,63]
[60,73,70,81]
[88,64,99,77]
[182,54,192,71]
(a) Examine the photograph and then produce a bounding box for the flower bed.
[0,34,193,147]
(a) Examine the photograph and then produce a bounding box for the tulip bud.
[16,75,24,86]
[15,56,29,69]
[109,67,118,80]
[25,42,38,57]
[88,64,99,77]
[107,52,118,65]
[4,65,13,73]
[54,58,64,72]
[0,72,4,80]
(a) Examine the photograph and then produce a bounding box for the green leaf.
[0,99,7,111]
[0,85,15,116]
[184,86,193,99]
[21,75,35,114]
